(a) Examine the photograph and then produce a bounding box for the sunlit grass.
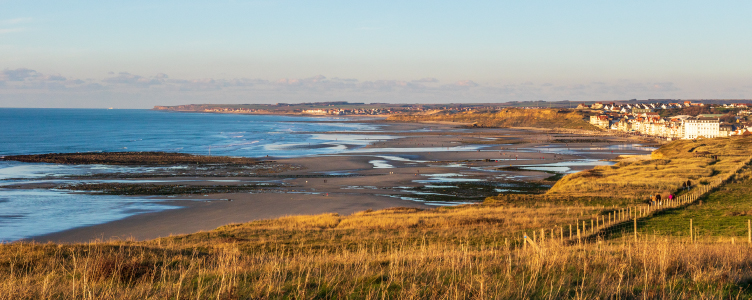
[387,108,600,130]
[4,218,752,298]
[547,137,752,200]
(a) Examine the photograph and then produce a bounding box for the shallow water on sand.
[0,189,182,242]
[0,109,393,241]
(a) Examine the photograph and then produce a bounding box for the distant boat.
[108,107,114,109]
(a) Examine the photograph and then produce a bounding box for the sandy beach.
[16,120,657,243]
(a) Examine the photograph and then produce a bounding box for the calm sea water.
[0,108,389,241]
[0,108,386,157]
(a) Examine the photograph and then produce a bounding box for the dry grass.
[2,186,752,298]
[387,108,599,130]
[547,136,752,199]
[3,137,752,298]
[3,227,752,299]
[652,137,752,159]
[224,204,589,232]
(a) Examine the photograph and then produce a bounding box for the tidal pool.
[0,189,183,242]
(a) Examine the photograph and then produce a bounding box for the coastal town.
[583,101,752,140]
[153,102,494,116]
[154,100,752,140]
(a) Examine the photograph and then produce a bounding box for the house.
[589,115,611,129]
[616,118,632,132]
[719,125,735,137]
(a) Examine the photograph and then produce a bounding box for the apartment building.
[682,117,720,139]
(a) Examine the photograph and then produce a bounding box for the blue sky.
[2,1,752,108]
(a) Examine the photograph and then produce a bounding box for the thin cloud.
[102,72,165,86]
[412,78,439,83]
[455,80,478,87]
[2,18,33,24]
[1,68,39,81]
[0,28,25,34]
[8,68,743,107]
[0,18,31,34]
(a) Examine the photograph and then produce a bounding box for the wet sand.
[34,192,427,243]
[21,120,658,243]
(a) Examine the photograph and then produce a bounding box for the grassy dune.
[4,204,752,299]
[387,108,599,130]
[547,137,752,200]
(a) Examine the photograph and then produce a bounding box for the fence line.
[521,155,752,252]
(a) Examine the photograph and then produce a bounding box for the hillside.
[387,108,600,130]
[546,136,752,199]
[4,200,752,298]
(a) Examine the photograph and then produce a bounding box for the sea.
[0,108,394,241]
[0,108,389,157]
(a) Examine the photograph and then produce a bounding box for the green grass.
[636,170,752,239]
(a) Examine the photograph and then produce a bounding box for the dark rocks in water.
[1,152,259,165]
[60,183,279,195]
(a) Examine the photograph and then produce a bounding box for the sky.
[2,1,752,108]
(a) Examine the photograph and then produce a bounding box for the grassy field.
[4,204,752,299]
[547,137,752,200]
[4,137,752,298]
[387,108,600,130]
[633,166,752,240]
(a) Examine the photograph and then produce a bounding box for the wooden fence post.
[634,217,638,243]
[550,228,554,244]
[541,229,545,244]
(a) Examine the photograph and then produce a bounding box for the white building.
[682,117,720,139]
